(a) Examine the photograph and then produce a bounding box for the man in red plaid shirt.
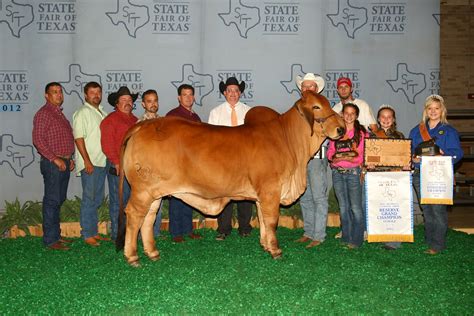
[32,82,75,251]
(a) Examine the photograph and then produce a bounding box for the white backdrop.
[0,0,440,204]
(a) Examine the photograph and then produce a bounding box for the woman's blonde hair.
[421,94,448,124]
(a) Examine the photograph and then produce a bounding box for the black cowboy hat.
[219,77,245,94]
[107,86,138,107]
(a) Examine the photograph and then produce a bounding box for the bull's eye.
[313,105,321,110]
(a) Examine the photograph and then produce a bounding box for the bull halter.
[314,112,338,136]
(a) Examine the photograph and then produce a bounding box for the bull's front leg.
[257,198,282,259]
[141,199,161,261]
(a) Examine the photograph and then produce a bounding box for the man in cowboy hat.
[294,73,330,249]
[208,76,253,240]
[100,86,138,241]
[295,72,325,94]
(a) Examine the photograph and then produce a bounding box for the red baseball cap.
[337,77,352,88]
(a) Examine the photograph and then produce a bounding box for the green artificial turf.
[0,227,473,315]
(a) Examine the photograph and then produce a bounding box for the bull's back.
[124,116,290,196]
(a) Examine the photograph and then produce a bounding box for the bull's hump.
[244,106,280,125]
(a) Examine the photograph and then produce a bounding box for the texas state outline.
[171,64,214,107]
[0,0,34,38]
[386,63,426,104]
[218,0,260,39]
[106,0,149,38]
[280,64,307,95]
[59,64,102,103]
[0,134,34,178]
[327,0,367,39]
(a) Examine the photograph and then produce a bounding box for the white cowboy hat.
[295,73,325,93]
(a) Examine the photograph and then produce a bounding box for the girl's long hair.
[342,103,366,145]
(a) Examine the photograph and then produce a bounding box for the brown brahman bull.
[117,91,344,266]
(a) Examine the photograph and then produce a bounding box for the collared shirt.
[332,98,376,129]
[100,110,138,166]
[409,121,463,168]
[72,102,108,174]
[208,101,250,126]
[166,105,201,122]
[139,112,160,121]
[32,102,75,161]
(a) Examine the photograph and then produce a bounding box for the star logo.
[218,0,260,39]
[386,63,426,104]
[59,64,102,103]
[0,0,34,38]
[327,0,367,39]
[171,64,214,107]
[106,0,149,38]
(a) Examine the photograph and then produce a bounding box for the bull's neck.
[281,107,320,160]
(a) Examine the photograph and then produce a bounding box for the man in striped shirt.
[32,82,75,251]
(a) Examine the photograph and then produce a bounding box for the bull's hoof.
[129,260,141,268]
[271,253,283,260]
[270,249,283,259]
[144,251,160,262]
[125,255,140,268]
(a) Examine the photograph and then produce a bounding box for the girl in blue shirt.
[409,94,463,254]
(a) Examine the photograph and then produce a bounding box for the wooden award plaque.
[364,138,412,168]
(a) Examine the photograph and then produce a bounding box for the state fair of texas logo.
[58,64,102,103]
[0,0,34,38]
[327,0,367,39]
[386,63,425,104]
[106,0,149,38]
[280,64,308,96]
[218,0,260,39]
[171,64,213,107]
[0,134,34,178]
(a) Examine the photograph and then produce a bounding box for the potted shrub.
[0,199,43,238]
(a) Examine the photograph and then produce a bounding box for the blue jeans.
[332,167,364,247]
[153,202,163,237]
[107,166,130,241]
[169,197,193,238]
[413,169,448,251]
[40,158,70,246]
[80,166,107,239]
[299,158,329,242]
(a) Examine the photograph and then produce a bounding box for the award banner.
[420,156,454,205]
[366,171,413,242]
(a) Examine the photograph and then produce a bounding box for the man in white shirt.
[332,77,376,128]
[73,81,110,247]
[208,77,252,240]
[294,73,330,248]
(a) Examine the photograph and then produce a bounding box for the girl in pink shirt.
[327,103,368,248]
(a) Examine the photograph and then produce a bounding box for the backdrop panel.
[0,0,439,205]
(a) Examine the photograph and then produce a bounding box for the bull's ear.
[295,97,314,136]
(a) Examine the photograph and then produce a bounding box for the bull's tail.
[115,124,142,252]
